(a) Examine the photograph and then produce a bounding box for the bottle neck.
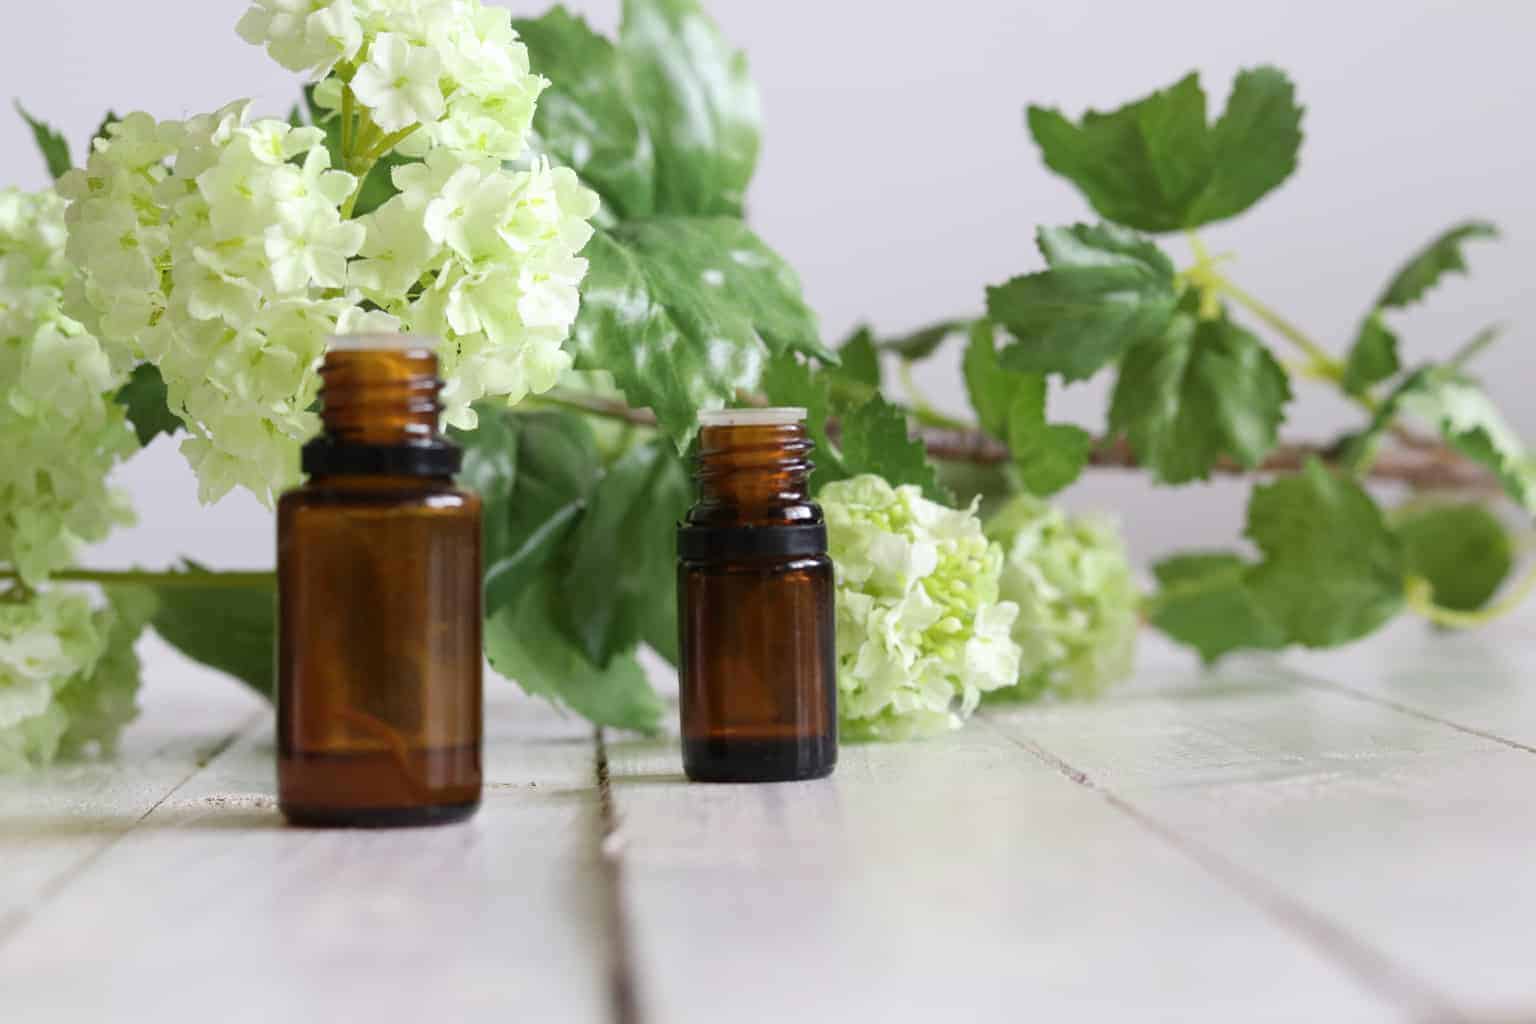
[688,422,818,527]
[303,345,461,479]
[319,348,441,446]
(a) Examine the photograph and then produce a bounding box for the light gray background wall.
[2,1,1530,567]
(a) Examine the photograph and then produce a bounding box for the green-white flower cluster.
[0,587,151,772]
[0,188,135,585]
[985,496,1138,700]
[57,0,598,505]
[822,475,1021,740]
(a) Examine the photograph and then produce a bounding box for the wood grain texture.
[604,713,1395,1022]
[990,632,1536,1020]
[0,673,611,1024]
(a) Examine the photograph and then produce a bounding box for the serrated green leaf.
[1109,313,1290,483]
[1245,460,1404,646]
[1341,312,1399,396]
[1149,552,1286,662]
[486,574,664,734]
[1027,67,1302,232]
[515,6,655,220]
[554,440,691,666]
[990,223,1178,381]
[1153,464,1405,658]
[1006,385,1092,497]
[761,352,848,492]
[113,364,182,446]
[1394,501,1513,612]
[962,320,1024,438]
[831,326,881,391]
[1378,221,1497,309]
[1352,367,1536,512]
[620,0,759,217]
[151,563,277,701]
[16,103,72,180]
[838,396,948,503]
[571,218,828,446]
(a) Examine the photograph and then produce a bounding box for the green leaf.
[1341,312,1399,396]
[571,218,829,446]
[151,563,277,701]
[1352,368,1536,512]
[91,111,120,148]
[16,103,72,180]
[965,321,1089,495]
[515,6,655,220]
[1378,221,1498,309]
[1006,384,1092,497]
[1109,313,1290,483]
[620,0,759,217]
[1244,461,1404,646]
[554,440,691,666]
[486,574,664,734]
[989,223,1178,381]
[964,320,1027,438]
[838,396,949,503]
[876,321,967,362]
[830,326,881,392]
[457,409,602,616]
[1027,67,1302,232]
[1149,552,1287,662]
[113,364,182,446]
[761,352,848,492]
[1394,501,1513,612]
[1152,463,1405,658]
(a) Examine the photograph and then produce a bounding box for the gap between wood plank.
[1291,675,1536,757]
[982,718,1466,1023]
[594,728,645,1024]
[0,710,263,951]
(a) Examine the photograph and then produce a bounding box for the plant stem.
[897,359,973,432]
[340,124,420,219]
[341,84,355,160]
[0,568,275,589]
[1210,273,1345,378]
[1446,324,1504,374]
[1405,560,1536,629]
[536,391,1499,492]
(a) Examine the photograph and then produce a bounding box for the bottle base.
[682,735,836,783]
[280,801,480,829]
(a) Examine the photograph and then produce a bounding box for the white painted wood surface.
[4,619,1536,1022]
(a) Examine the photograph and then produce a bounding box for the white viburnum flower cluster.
[56,1,598,505]
[0,188,136,584]
[0,587,147,772]
[238,0,545,159]
[984,496,1139,701]
[821,475,1022,741]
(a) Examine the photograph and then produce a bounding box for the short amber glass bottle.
[277,337,482,827]
[677,408,837,783]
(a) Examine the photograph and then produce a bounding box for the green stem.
[340,124,420,219]
[1405,561,1536,629]
[897,360,972,431]
[1446,324,1504,374]
[0,568,275,589]
[1210,274,1343,378]
[341,84,355,161]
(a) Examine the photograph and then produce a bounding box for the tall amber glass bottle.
[677,408,837,783]
[277,337,482,827]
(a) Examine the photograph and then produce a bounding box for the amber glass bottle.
[277,337,482,827]
[677,408,837,783]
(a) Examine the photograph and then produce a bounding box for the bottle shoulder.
[281,476,480,512]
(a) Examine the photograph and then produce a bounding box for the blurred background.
[1,0,1530,566]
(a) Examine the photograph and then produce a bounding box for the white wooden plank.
[0,679,612,1024]
[605,713,1395,1022]
[991,635,1536,1019]
[1286,608,1536,752]
[0,635,263,937]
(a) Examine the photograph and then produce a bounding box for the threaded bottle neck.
[319,345,441,446]
[688,415,817,527]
